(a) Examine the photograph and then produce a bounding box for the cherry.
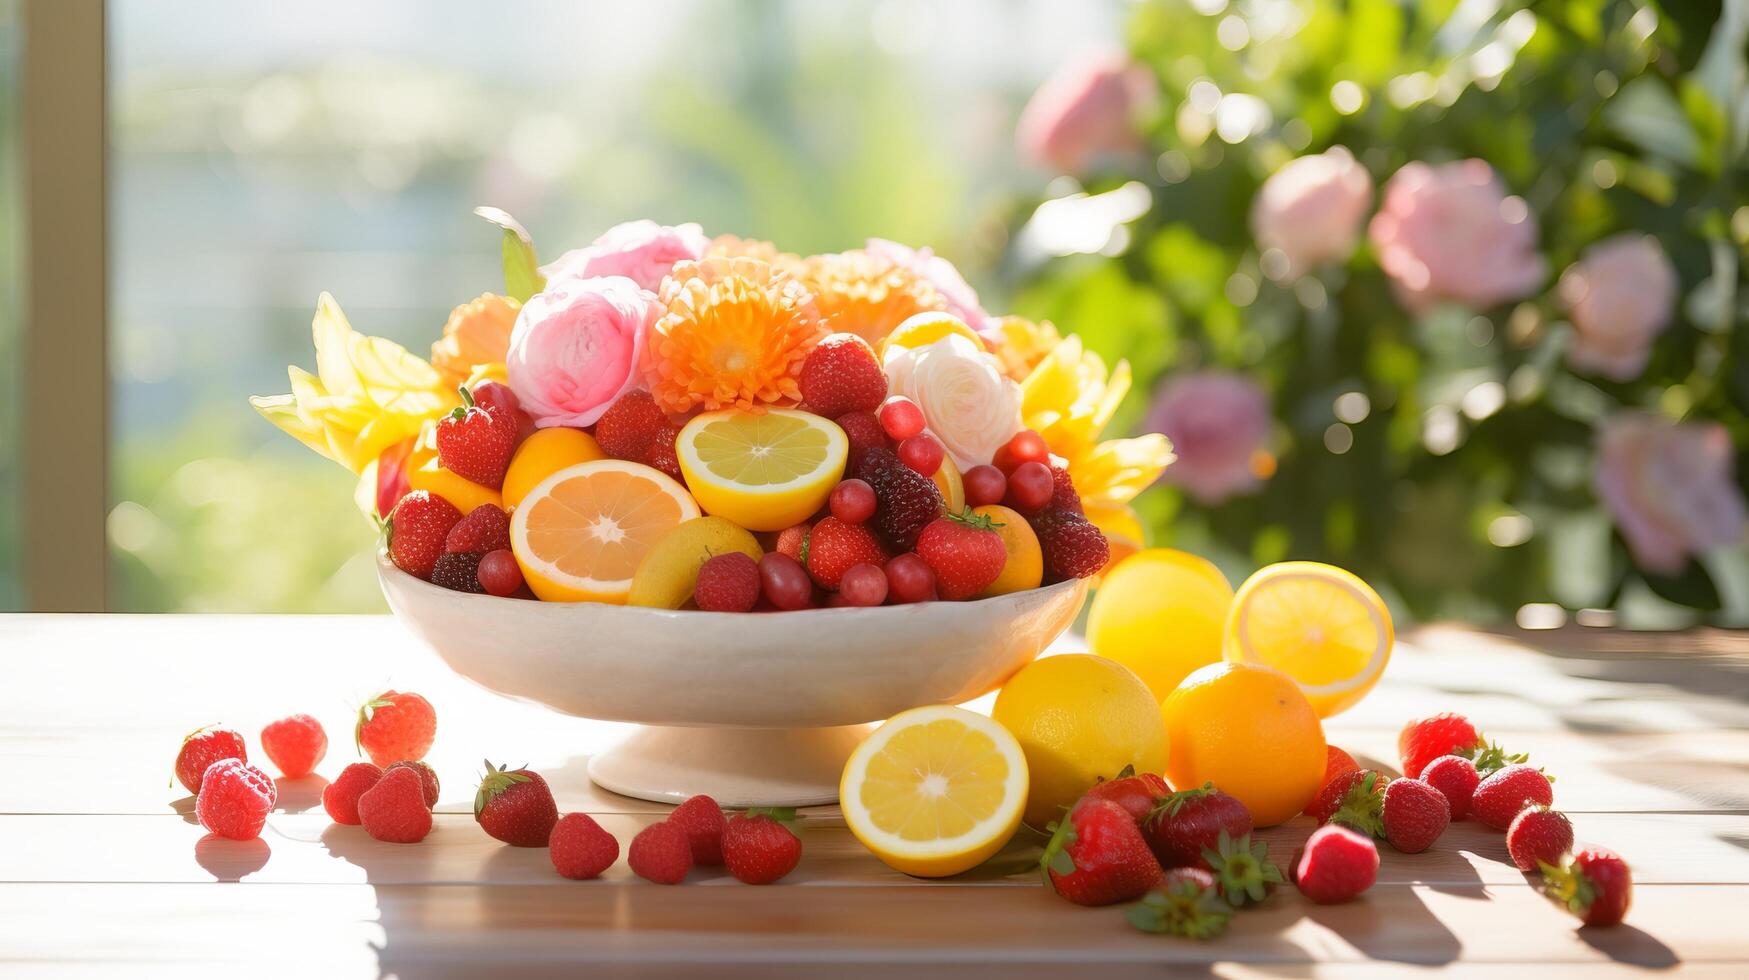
[838,562,889,607]
[877,396,925,441]
[992,430,1049,474]
[962,464,1007,508]
[758,553,814,611]
[476,549,525,597]
[884,553,938,604]
[829,479,877,524]
[1004,461,1054,514]
[897,432,945,476]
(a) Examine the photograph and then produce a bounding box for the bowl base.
[588,724,875,807]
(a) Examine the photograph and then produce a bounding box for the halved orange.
[508,459,700,603]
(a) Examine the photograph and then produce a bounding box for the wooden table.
[3,616,1746,977]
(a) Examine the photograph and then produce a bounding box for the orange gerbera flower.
[644,257,828,414]
[802,249,945,346]
[706,234,806,277]
[431,293,520,387]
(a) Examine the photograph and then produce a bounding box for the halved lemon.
[676,408,847,532]
[878,311,986,363]
[508,459,700,603]
[1224,561,1393,718]
[840,705,1029,878]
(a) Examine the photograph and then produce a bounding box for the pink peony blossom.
[1144,372,1272,505]
[506,276,660,429]
[1368,159,1547,314]
[865,238,990,333]
[540,220,709,293]
[1016,51,1154,176]
[1559,233,1678,382]
[1595,413,1746,575]
[1251,146,1374,278]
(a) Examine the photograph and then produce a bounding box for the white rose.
[884,334,1024,469]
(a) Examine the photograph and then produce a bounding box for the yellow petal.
[248,393,333,460]
[1068,434,1174,507]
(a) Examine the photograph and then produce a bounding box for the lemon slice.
[840,705,1029,878]
[878,311,987,363]
[675,408,847,532]
[509,459,700,603]
[1224,561,1393,718]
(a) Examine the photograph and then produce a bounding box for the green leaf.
[475,206,545,303]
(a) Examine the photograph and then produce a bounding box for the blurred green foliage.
[0,0,20,609]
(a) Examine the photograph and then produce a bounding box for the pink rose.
[1368,159,1547,314]
[1016,51,1154,176]
[1144,372,1272,505]
[1251,146,1373,278]
[1596,414,1746,575]
[506,276,659,429]
[540,220,709,293]
[1559,233,1678,382]
[865,238,989,333]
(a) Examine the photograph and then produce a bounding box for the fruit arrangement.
[252,215,1173,609]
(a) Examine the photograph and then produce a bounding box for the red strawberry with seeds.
[629,820,693,884]
[387,491,465,581]
[474,762,560,847]
[1542,846,1631,926]
[774,522,812,561]
[321,762,383,825]
[260,714,327,779]
[1040,797,1162,906]
[1126,866,1234,939]
[1030,507,1111,581]
[385,760,441,808]
[1381,777,1450,853]
[195,759,277,841]
[359,765,433,844]
[695,552,762,612]
[1081,766,1170,825]
[799,333,888,417]
[445,504,511,554]
[914,509,1007,600]
[1308,769,1385,828]
[1142,782,1254,871]
[355,690,436,768]
[595,389,668,462]
[835,410,890,472]
[174,726,248,795]
[857,448,945,552]
[1398,713,1481,779]
[551,813,620,880]
[1202,830,1283,906]
[1421,754,1481,820]
[668,794,728,866]
[1471,763,1554,830]
[722,808,803,884]
[644,420,684,482]
[431,551,487,593]
[804,516,888,590]
[1292,824,1378,904]
[1507,805,1574,872]
[436,385,517,488]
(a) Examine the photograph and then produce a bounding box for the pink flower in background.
[1595,414,1746,575]
[1016,51,1154,176]
[1144,372,1272,505]
[540,220,709,293]
[1559,233,1678,382]
[1251,146,1373,278]
[506,276,659,428]
[865,238,990,333]
[1368,159,1547,314]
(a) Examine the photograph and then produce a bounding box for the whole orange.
[1160,661,1326,826]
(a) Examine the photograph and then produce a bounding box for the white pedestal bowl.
[378,556,1088,806]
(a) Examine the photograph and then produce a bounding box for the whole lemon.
[1088,548,1234,701]
[502,427,604,510]
[992,654,1167,829]
[973,504,1043,598]
[1160,661,1325,826]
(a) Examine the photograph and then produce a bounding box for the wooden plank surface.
[1,614,1747,976]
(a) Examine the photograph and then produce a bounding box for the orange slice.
[508,459,700,603]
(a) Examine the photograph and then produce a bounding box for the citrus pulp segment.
[508,459,700,603]
[1224,561,1393,718]
[676,408,847,531]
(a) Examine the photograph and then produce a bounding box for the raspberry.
[722,810,802,885]
[444,503,511,554]
[645,421,684,482]
[551,813,620,879]
[667,794,728,865]
[835,410,890,473]
[195,759,278,841]
[387,491,465,580]
[804,517,889,590]
[358,765,433,844]
[322,762,384,825]
[385,760,441,808]
[431,551,486,593]
[857,448,945,552]
[1420,755,1481,821]
[174,726,248,795]
[799,333,888,417]
[355,690,436,768]
[774,522,812,561]
[628,820,692,884]
[595,390,668,462]
[259,714,327,779]
[1049,464,1083,515]
[1031,507,1111,581]
[694,552,761,612]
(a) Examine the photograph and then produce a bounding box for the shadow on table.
[192,832,271,881]
[1579,922,1680,969]
[275,774,330,813]
[320,821,445,980]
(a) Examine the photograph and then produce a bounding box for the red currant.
[1004,461,1054,514]
[992,430,1049,474]
[838,562,889,606]
[897,432,945,476]
[884,553,938,604]
[962,464,1007,507]
[829,479,877,524]
[877,396,925,441]
[476,549,525,597]
[758,553,814,611]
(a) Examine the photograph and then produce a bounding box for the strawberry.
[1471,763,1554,830]
[645,421,684,482]
[358,765,433,844]
[444,504,511,554]
[629,820,693,884]
[387,491,465,580]
[668,794,727,866]
[259,714,327,779]
[774,522,812,561]
[694,552,761,612]
[384,760,441,809]
[804,517,888,590]
[914,509,1007,600]
[551,813,620,880]
[1047,464,1083,515]
[1202,830,1283,906]
[1141,782,1253,871]
[321,762,383,825]
[1398,713,1482,778]
[1308,769,1386,827]
[799,333,887,417]
[857,448,945,552]
[1380,777,1450,853]
[1030,507,1111,581]
[1126,867,1234,939]
[1040,797,1162,906]
[355,690,436,768]
[430,551,486,593]
[722,808,803,884]
[1321,745,1360,788]
[195,759,277,841]
[174,726,248,795]
[835,410,890,472]
[1081,766,1170,825]
[471,380,533,443]
[595,389,669,462]
[1507,805,1573,872]
[1291,824,1378,904]
[473,762,560,847]
[1541,846,1631,926]
[436,385,517,488]
[1421,755,1481,820]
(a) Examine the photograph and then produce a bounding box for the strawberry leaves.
[473,759,533,816]
[1126,876,1235,939]
[1201,829,1284,906]
[1039,815,1079,878]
